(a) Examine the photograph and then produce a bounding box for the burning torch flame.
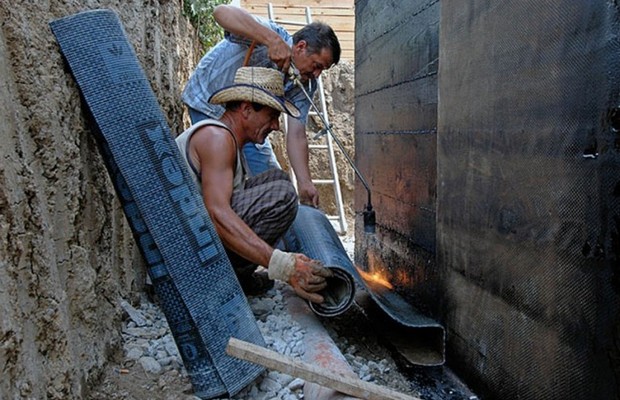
[356,267,393,290]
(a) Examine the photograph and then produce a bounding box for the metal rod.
[292,72,373,209]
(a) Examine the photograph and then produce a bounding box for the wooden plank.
[243,0,354,7]
[273,23,354,37]
[245,7,354,19]
[245,7,354,29]
[266,27,354,40]
[244,4,354,13]
[243,4,354,18]
[341,50,354,61]
[332,33,354,42]
[242,0,355,60]
[270,15,354,30]
[226,338,420,400]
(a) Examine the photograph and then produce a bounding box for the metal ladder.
[267,3,348,234]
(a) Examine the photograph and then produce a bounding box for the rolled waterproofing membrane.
[283,206,445,365]
[308,266,356,317]
[281,206,357,317]
[49,10,264,397]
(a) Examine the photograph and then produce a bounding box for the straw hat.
[209,67,300,118]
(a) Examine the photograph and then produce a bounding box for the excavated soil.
[0,2,357,398]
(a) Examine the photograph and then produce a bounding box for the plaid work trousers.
[226,168,298,270]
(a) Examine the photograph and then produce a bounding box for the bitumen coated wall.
[354,0,440,315]
[354,1,620,399]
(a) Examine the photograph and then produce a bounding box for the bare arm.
[189,124,332,303]
[191,126,273,266]
[286,116,319,207]
[214,5,291,71]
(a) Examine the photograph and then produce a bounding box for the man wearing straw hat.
[182,4,341,208]
[177,66,332,303]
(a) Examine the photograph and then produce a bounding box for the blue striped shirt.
[182,15,316,124]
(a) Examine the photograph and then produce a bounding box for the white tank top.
[175,119,248,193]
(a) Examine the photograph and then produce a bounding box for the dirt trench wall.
[0,2,200,398]
[355,0,620,398]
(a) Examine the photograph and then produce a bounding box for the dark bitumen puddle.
[322,287,479,400]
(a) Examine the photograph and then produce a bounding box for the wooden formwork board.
[241,0,355,61]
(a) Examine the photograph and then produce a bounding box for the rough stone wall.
[0,2,200,398]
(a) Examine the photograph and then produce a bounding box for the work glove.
[268,249,332,303]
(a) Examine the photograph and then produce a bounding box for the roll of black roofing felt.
[49,10,264,398]
[281,205,358,317]
[283,205,445,365]
[308,266,356,317]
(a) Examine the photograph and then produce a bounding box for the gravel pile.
[118,276,411,400]
[112,234,354,400]
[106,234,477,400]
